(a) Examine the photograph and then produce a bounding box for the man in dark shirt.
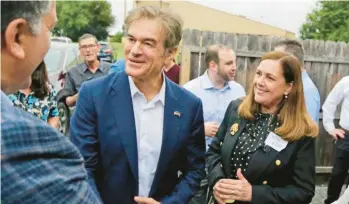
[64,33,111,107]
[163,57,180,84]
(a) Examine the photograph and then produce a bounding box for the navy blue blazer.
[70,71,206,204]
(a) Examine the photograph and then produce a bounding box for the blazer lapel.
[149,79,182,196]
[221,118,247,176]
[110,72,138,181]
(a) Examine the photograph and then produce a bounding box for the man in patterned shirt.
[1,1,101,203]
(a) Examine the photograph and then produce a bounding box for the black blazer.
[206,100,316,204]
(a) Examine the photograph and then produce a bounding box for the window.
[44,49,62,73]
[65,49,78,70]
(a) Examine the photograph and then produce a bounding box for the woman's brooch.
[230,123,239,136]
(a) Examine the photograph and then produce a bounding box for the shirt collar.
[1,90,13,106]
[128,73,166,105]
[302,70,308,77]
[202,71,231,91]
[80,60,106,73]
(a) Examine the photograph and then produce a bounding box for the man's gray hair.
[78,33,98,45]
[1,1,52,35]
[124,6,183,49]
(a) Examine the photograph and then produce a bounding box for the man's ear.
[165,47,178,61]
[208,61,217,71]
[3,18,28,60]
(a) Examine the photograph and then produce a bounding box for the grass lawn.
[110,42,124,61]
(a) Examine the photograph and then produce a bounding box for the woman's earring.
[284,94,288,99]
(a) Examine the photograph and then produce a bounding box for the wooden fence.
[179,29,349,172]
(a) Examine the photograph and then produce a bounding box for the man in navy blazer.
[70,6,206,204]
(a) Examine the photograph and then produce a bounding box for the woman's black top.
[230,113,279,178]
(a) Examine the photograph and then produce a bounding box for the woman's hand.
[213,169,252,203]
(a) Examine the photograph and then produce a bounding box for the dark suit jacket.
[207,100,316,204]
[70,71,206,204]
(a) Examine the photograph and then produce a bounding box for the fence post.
[179,47,191,85]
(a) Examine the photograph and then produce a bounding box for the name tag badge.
[265,132,288,152]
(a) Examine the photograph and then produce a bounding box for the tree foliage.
[53,1,115,42]
[300,1,349,42]
[110,32,123,43]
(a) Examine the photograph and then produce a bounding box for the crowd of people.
[1,1,348,204]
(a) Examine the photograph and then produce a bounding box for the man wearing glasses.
[64,33,111,107]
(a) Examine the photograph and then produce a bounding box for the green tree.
[53,1,115,42]
[300,1,349,42]
[110,32,123,43]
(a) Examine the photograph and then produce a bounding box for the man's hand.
[66,93,78,107]
[213,169,252,202]
[329,128,346,140]
[205,122,220,137]
[134,196,160,204]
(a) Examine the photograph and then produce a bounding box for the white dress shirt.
[331,187,349,204]
[322,76,349,132]
[129,76,166,197]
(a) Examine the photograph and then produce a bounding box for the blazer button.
[263,180,268,185]
[220,142,223,146]
[220,163,223,168]
[275,160,281,166]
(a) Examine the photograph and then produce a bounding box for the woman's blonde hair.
[238,51,319,141]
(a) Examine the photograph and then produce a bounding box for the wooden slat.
[190,52,200,80]
[201,31,214,47]
[236,34,249,51]
[183,46,349,64]
[179,47,191,85]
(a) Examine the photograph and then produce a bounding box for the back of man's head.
[274,39,305,67]
[1,1,54,94]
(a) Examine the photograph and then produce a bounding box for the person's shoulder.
[339,76,349,85]
[183,76,201,90]
[169,80,201,104]
[228,81,245,92]
[67,63,84,74]
[2,106,70,156]
[101,61,112,68]
[302,74,319,96]
[82,71,126,92]
[230,98,244,110]
[173,64,181,71]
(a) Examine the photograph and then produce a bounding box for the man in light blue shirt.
[184,45,245,151]
[274,39,320,123]
[184,44,245,204]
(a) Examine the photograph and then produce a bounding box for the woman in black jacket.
[206,51,318,204]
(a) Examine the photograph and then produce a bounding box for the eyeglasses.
[80,44,97,50]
